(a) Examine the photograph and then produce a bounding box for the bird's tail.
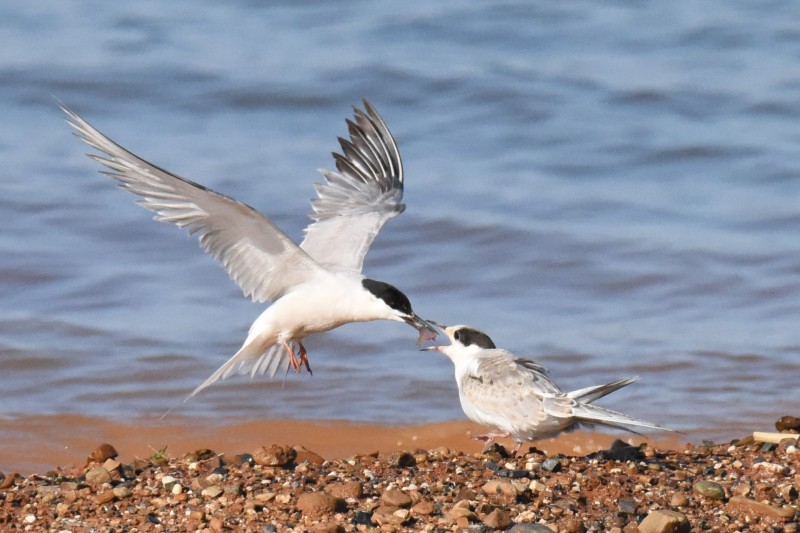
[567,377,638,403]
[566,377,675,434]
[187,341,293,400]
[159,341,293,419]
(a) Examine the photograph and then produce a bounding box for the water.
[3,1,800,442]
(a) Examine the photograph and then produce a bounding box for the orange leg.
[282,341,313,375]
[297,341,312,375]
[283,342,301,372]
[474,431,510,451]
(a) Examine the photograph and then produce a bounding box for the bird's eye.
[454,331,461,341]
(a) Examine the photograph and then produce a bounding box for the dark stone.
[776,415,800,433]
[542,458,562,472]
[761,443,777,453]
[486,460,529,479]
[351,511,372,525]
[617,497,638,515]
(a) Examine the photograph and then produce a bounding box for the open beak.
[415,321,447,351]
[404,315,442,346]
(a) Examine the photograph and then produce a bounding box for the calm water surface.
[3,1,800,441]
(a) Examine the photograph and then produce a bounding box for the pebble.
[693,480,725,500]
[542,457,562,472]
[411,500,435,515]
[293,445,325,465]
[617,497,638,515]
[506,524,556,533]
[84,466,112,485]
[670,493,689,507]
[776,416,800,432]
[327,480,362,499]
[386,451,416,467]
[482,479,518,497]
[87,443,118,463]
[112,485,132,498]
[93,490,116,504]
[638,510,690,533]
[483,508,512,529]
[296,492,343,517]
[201,485,224,498]
[726,496,796,521]
[381,488,412,508]
[252,444,296,467]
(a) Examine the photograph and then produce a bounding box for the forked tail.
[159,341,293,419]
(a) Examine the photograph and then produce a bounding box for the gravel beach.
[1,418,798,532]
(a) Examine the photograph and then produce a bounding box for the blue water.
[3,1,800,441]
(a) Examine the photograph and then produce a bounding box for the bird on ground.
[63,101,437,400]
[426,325,672,454]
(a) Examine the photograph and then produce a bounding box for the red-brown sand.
[0,415,684,475]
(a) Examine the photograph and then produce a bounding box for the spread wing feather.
[62,105,325,303]
[300,101,405,272]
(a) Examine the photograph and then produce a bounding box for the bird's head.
[423,324,496,360]
[361,279,438,344]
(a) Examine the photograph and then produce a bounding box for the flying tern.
[427,325,672,454]
[63,101,437,400]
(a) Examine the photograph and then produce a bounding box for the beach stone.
[412,500,435,515]
[506,524,555,533]
[102,458,121,472]
[112,485,132,498]
[296,492,343,517]
[294,445,325,465]
[0,472,19,489]
[541,457,561,472]
[184,448,216,462]
[482,479,518,497]
[670,493,689,507]
[88,443,118,463]
[84,466,112,485]
[618,497,638,515]
[776,416,800,433]
[693,480,725,500]
[252,444,296,467]
[386,451,416,467]
[327,481,363,499]
[202,485,224,498]
[372,504,405,526]
[726,496,795,521]
[483,508,511,529]
[93,489,116,504]
[161,475,178,491]
[638,510,690,533]
[381,488,412,508]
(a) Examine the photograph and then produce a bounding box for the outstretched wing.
[63,105,326,303]
[300,101,405,273]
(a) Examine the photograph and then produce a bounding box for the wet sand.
[0,415,683,475]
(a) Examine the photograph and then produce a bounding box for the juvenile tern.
[63,101,437,399]
[427,325,672,454]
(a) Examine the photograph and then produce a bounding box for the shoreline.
[0,415,687,475]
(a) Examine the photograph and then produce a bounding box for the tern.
[63,101,437,400]
[427,325,672,454]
